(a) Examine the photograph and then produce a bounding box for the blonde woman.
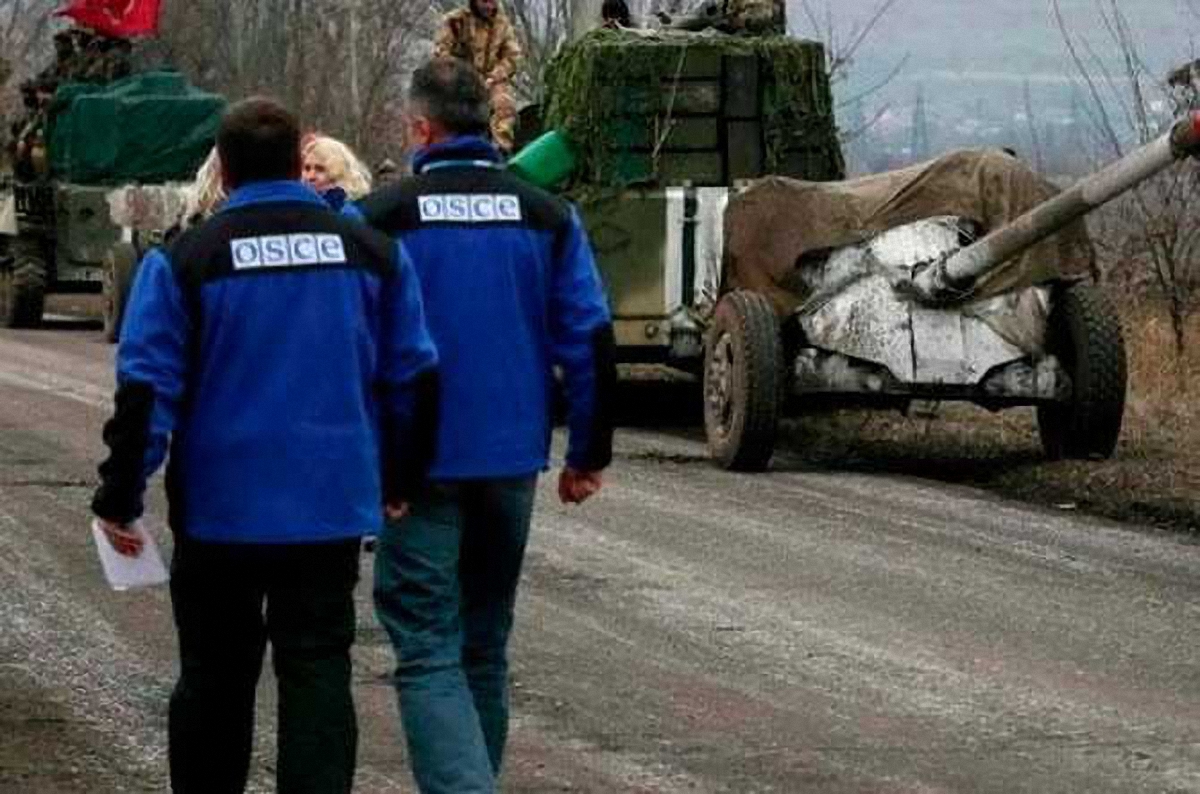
[182,146,226,228]
[302,134,373,215]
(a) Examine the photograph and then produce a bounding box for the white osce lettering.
[229,234,347,269]
[418,193,523,223]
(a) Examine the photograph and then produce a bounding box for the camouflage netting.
[542,29,843,188]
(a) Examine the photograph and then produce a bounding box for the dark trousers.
[373,477,537,794]
[168,535,361,794]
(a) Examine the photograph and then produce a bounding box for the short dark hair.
[602,0,631,26]
[217,97,301,188]
[409,58,490,137]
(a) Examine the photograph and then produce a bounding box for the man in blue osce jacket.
[360,58,616,794]
[91,98,439,794]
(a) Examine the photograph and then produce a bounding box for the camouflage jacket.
[433,8,522,84]
[726,0,784,33]
[668,0,784,35]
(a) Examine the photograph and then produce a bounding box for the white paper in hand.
[90,519,169,591]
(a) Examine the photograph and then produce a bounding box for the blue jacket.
[320,186,366,221]
[359,137,615,479]
[93,180,440,543]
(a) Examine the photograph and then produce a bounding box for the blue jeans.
[373,477,537,794]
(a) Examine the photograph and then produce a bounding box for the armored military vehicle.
[0,71,223,338]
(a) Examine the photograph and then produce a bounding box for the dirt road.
[2,323,1199,793]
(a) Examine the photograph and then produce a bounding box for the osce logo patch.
[418,194,522,223]
[229,234,348,270]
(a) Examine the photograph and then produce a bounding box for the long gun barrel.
[909,111,1200,304]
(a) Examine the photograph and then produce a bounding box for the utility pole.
[910,86,930,162]
[1022,79,1045,173]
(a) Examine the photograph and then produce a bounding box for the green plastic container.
[507,130,577,190]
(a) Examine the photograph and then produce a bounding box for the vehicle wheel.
[103,242,139,343]
[1037,282,1127,460]
[703,290,784,471]
[0,243,47,328]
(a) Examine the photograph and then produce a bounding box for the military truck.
[533,29,843,369]
[0,71,224,338]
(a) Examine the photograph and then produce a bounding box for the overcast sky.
[788,0,1200,119]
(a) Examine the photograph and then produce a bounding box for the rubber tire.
[1037,282,1127,460]
[0,249,47,329]
[103,242,139,343]
[703,290,784,471]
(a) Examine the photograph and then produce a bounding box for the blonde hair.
[183,147,226,226]
[303,135,373,199]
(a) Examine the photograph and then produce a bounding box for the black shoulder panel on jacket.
[166,202,397,297]
[359,168,574,237]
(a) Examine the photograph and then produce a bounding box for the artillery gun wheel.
[103,242,139,343]
[1038,282,1127,460]
[0,240,47,328]
[704,290,783,471]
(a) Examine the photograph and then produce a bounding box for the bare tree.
[0,0,59,111]
[794,0,905,159]
[1054,0,1200,360]
[158,0,436,162]
[505,0,572,99]
[797,0,903,84]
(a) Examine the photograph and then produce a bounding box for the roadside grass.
[777,297,1200,532]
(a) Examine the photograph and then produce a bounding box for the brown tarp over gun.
[723,148,1095,316]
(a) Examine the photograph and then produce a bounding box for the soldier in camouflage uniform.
[79,35,113,83]
[657,0,785,35]
[48,30,81,82]
[12,78,55,181]
[433,0,522,152]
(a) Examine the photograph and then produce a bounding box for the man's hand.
[384,502,410,523]
[558,468,603,505]
[97,517,144,558]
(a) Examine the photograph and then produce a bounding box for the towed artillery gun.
[704,112,1200,470]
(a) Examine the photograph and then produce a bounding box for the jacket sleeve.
[92,249,191,524]
[377,243,440,503]
[432,14,459,60]
[551,209,616,472]
[489,20,522,83]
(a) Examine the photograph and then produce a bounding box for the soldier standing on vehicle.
[657,0,785,35]
[360,58,615,793]
[12,78,55,181]
[91,97,441,794]
[432,0,522,153]
[46,30,80,83]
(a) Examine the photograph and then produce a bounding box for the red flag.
[56,0,162,38]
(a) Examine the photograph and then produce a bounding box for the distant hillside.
[792,0,1197,113]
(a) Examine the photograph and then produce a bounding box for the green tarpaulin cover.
[48,71,225,185]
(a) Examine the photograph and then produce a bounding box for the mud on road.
[3,323,1200,793]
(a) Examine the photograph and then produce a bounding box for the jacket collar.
[222,180,329,211]
[412,136,504,174]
